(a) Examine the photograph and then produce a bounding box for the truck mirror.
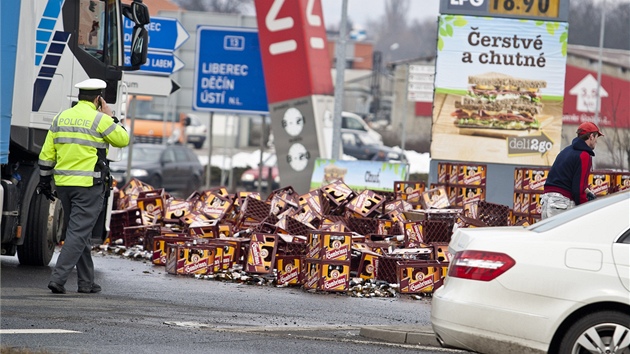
[123,1,150,26]
[130,26,148,67]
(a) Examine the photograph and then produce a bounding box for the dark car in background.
[110,144,204,196]
[341,129,405,162]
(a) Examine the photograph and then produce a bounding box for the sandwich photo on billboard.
[451,72,546,130]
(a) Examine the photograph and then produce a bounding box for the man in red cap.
[541,122,603,219]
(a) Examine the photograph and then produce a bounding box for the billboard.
[563,65,630,129]
[310,159,409,192]
[431,15,568,166]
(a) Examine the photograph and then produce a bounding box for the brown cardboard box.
[437,163,450,184]
[589,172,613,196]
[460,186,485,206]
[188,220,232,238]
[529,192,543,216]
[309,231,352,261]
[403,221,423,247]
[303,259,322,290]
[245,233,278,274]
[514,168,525,190]
[357,251,381,280]
[346,190,385,217]
[397,260,441,294]
[613,172,630,192]
[420,186,450,209]
[524,169,549,191]
[152,235,196,266]
[319,260,351,292]
[276,256,304,286]
[459,165,487,186]
[137,189,166,223]
[448,164,459,185]
[165,242,215,275]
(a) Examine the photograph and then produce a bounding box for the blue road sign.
[125,51,184,75]
[124,17,189,52]
[193,26,268,114]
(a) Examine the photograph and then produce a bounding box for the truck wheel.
[17,192,63,266]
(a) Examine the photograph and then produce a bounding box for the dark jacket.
[544,137,594,205]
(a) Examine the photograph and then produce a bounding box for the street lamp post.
[594,0,606,126]
[331,0,349,160]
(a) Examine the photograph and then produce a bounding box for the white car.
[184,113,207,149]
[431,190,630,354]
[341,112,383,144]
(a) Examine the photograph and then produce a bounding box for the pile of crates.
[109,178,482,294]
[433,162,488,217]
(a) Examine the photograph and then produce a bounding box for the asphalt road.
[1,248,468,354]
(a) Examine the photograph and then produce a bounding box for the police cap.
[75,78,106,92]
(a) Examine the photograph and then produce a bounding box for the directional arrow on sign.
[124,73,180,97]
[124,17,189,52]
[125,51,184,75]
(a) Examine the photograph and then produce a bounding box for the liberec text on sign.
[198,62,250,105]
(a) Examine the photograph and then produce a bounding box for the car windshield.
[527,191,629,233]
[120,146,163,163]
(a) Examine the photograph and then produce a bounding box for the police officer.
[38,78,129,294]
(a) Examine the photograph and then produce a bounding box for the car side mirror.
[185,116,191,126]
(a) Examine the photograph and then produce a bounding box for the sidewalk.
[359,325,438,346]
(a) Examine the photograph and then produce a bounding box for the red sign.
[254,0,334,104]
[563,65,630,129]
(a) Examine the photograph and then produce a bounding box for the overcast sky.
[321,0,441,28]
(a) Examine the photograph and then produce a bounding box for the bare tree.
[172,0,252,13]
[569,0,630,50]
[364,0,437,62]
[600,87,630,170]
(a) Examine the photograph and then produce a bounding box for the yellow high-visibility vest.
[38,101,129,187]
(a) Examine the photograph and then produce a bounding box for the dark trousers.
[51,184,105,288]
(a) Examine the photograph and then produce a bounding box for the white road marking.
[0,329,81,334]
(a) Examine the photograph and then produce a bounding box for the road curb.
[359,325,438,346]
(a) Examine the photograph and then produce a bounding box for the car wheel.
[558,311,630,354]
[193,141,203,149]
[149,175,162,189]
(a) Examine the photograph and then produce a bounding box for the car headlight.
[241,173,255,182]
[130,169,148,177]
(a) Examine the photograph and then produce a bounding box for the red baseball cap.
[577,122,604,137]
